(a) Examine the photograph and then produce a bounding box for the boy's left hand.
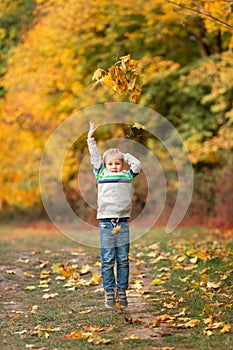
[88,121,98,139]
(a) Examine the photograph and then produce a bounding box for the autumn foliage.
[0,0,233,229]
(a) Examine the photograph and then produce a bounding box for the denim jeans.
[99,219,130,290]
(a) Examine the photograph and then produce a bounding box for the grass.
[0,222,232,350]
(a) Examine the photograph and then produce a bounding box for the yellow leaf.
[42,293,58,299]
[132,122,145,130]
[190,256,198,264]
[123,335,139,340]
[88,273,102,286]
[79,264,92,275]
[207,281,222,289]
[156,314,175,322]
[92,68,105,81]
[52,263,62,274]
[87,335,111,345]
[151,278,165,285]
[79,309,92,314]
[220,324,231,333]
[203,329,213,336]
[24,272,35,278]
[184,319,200,328]
[112,225,121,234]
[25,286,36,291]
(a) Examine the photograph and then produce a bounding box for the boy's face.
[105,158,124,172]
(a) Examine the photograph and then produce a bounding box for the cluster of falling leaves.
[92,54,142,103]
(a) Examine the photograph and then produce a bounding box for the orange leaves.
[92,54,142,103]
[63,324,112,345]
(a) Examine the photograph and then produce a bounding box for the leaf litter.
[0,230,233,349]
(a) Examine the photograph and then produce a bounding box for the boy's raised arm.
[87,121,102,170]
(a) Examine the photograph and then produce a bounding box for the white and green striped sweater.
[87,138,141,219]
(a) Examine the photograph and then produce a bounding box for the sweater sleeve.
[87,138,102,170]
[124,153,141,175]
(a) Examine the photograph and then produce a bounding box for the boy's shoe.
[105,289,116,308]
[116,288,128,308]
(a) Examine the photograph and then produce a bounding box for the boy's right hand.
[88,121,98,139]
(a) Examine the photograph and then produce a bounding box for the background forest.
[0,0,233,229]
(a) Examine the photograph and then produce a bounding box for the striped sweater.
[87,138,141,219]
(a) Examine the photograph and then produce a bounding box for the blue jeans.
[99,219,130,290]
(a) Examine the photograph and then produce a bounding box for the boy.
[87,121,141,308]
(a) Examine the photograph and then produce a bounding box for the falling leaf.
[132,122,145,130]
[92,68,105,81]
[112,225,121,234]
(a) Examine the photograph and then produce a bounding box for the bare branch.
[167,0,233,30]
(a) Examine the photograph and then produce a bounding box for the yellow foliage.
[92,54,142,103]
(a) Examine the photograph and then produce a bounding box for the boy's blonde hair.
[103,148,124,164]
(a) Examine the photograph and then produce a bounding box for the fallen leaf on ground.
[42,293,58,299]
[79,309,92,314]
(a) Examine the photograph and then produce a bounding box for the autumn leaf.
[79,309,92,314]
[42,292,58,299]
[87,335,111,345]
[112,225,121,234]
[25,286,36,291]
[123,335,139,340]
[132,122,146,130]
[220,324,231,333]
[155,314,175,323]
[151,278,165,285]
[92,54,142,103]
[92,68,105,81]
[79,264,92,275]
[88,273,102,286]
[23,272,35,278]
[207,281,222,289]
[184,319,200,328]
